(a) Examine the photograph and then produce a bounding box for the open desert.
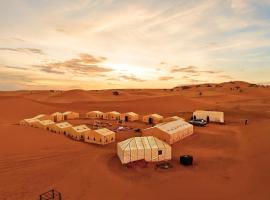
[0,81,270,200]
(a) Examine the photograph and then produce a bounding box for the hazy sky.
[0,0,270,90]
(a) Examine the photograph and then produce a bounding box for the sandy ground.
[0,81,270,200]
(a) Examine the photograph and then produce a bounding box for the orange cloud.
[159,76,174,81]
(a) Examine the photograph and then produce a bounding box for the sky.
[0,0,270,90]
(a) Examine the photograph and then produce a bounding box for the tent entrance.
[207,116,210,123]
[148,118,153,124]
[193,115,196,120]
[125,116,128,122]
[54,116,57,122]
[64,115,67,120]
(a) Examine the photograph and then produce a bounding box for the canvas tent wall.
[164,116,185,122]
[50,122,73,134]
[36,120,55,130]
[117,136,171,164]
[193,110,224,123]
[63,111,79,120]
[51,112,64,122]
[142,114,164,124]
[86,111,103,119]
[85,128,115,145]
[120,112,139,122]
[68,125,91,140]
[103,111,120,120]
[142,119,194,144]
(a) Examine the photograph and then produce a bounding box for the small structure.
[85,111,104,119]
[63,111,79,120]
[20,118,40,127]
[179,155,193,166]
[117,136,171,164]
[103,111,120,120]
[164,116,185,122]
[120,112,139,122]
[193,110,224,123]
[36,120,55,130]
[142,114,164,124]
[142,119,193,144]
[68,125,91,140]
[51,112,64,122]
[50,122,72,134]
[85,128,115,145]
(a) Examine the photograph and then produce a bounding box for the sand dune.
[0,82,270,200]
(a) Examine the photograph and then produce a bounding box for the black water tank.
[179,155,193,166]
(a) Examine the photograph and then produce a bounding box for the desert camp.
[117,136,172,164]
[142,119,194,144]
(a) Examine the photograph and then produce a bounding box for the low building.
[50,122,73,134]
[68,125,91,140]
[142,114,164,124]
[20,118,40,127]
[142,119,194,144]
[51,112,64,122]
[193,110,224,123]
[36,120,55,130]
[103,111,120,120]
[63,111,79,120]
[120,112,139,122]
[117,136,171,164]
[85,111,104,119]
[164,116,185,122]
[85,128,115,145]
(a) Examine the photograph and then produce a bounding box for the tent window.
[94,137,95,141]
[158,150,163,155]
[100,139,102,142]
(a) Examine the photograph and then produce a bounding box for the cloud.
[36,53,113,75]
[2,65,28,70]
[159,76,174,81]
[171,65,220,74]
[0,47,44,55]
[119,75,146,82]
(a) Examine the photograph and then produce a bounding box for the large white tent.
[117,136,171,164]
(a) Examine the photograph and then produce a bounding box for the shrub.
[112,91,119,96]
[182,86,191,90]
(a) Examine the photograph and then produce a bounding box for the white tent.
[117,136,171,164]
[193,110,224,123]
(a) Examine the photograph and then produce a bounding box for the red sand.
[0,82,270,200]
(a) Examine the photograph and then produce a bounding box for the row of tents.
[20,114,115,145]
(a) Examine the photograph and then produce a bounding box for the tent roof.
[149,119,192,135]
[51,112,63,116]
[55,122,72,128]
[33,114,46,119]
[87,111,103,114]
[24,118,40,123]
[94,128,115,136]
[39,120,55,125]
[126,112,138,116]
[194,110,224,115]
[72,125,90,132]
[146,113,163,119]
[108,111,120,115]
[118,136,170,151]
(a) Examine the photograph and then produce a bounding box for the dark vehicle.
[189,119,207,126]
[179,155,193,166]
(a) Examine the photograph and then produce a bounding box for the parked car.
[188,119,207,126]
